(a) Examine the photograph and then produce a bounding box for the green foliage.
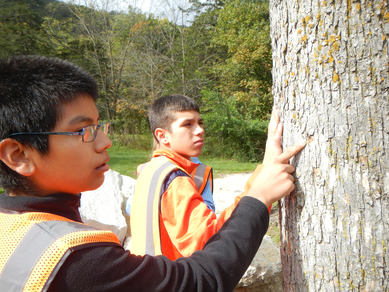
[109,132,153,150]
[0,0,54,58]
[211,0,272,120]
[201,89,268,162]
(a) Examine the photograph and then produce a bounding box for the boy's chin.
[83,177,105,193]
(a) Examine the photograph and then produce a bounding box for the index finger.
[276,140,306,164]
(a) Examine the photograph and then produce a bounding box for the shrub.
[201,89,268,162]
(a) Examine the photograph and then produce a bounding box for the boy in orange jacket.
[130,94,284,260]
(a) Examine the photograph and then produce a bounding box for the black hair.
[0,55,99,194]
[149,94,200,141]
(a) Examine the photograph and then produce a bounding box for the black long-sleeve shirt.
[0,193,269,292]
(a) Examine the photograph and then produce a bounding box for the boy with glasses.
[0,55,305,291]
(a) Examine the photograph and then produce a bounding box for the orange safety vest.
[130,156,213,258]
[136,160,213,195]
[0,209,121,292]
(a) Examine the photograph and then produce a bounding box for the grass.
[108,146,152,178]
[107,146,259,179]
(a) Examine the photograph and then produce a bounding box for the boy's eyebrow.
[181,117,203,122]
[68,115,100,125]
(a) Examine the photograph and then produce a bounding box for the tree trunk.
[270,0,389,291]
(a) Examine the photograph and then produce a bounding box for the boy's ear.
[0,138,36,176]
[155,128,169,146]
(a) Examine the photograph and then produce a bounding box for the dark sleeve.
[48,197,269,292]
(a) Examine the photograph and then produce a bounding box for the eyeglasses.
[7,123,110,143]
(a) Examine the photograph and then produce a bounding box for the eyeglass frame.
[6,123,110,143]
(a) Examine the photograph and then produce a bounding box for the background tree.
[0,0,54,58]
[44,1,142,124]
[211,0,272,120]
[270,0,389,290]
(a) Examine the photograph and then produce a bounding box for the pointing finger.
[276,140,306,164]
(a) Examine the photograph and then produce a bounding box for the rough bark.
[270,0,389,291]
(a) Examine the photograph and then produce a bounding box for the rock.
[234,235,282,292]
[80,170,282,290]
[212,173,253,216]
[79,169,135,244]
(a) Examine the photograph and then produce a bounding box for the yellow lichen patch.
[305,16,311,23]
[319,44,322,50]
[328,56,334,63]
[356,4,361,10]
[338,60,342,64]
[298,29,302,34]
[355,77,359,82]
[333,73,339,82]
[291,72,295,76]
[383,36,386,41]
[319,19,324,27]
[300,35,307,43]
[329,35,336,43]
[332,41,340,51]
[293,113,297,119]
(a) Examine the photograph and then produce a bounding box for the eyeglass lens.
[83,123,109,142]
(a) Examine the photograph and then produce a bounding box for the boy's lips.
[96,156,110,171]
[194,139,204,146]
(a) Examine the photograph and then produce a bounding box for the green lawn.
[108,147,152,178]
[108,146,259,179]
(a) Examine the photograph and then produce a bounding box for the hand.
[262,106,283,165]
[247,140,306,207]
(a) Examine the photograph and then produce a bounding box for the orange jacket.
[0,210,121,291]
[130,149,266,260]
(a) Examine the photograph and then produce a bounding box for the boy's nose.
[196,125,204,135]
[95,130,112,151]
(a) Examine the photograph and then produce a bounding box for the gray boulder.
[79,169,134,244]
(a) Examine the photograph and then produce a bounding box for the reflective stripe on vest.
[130,156,178,256]
[137,161,213,196]
[0,212,121,292]
[191,164,213,195]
